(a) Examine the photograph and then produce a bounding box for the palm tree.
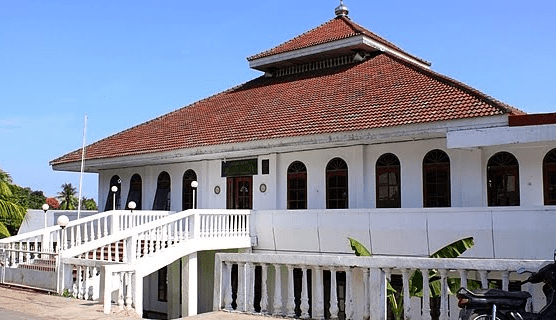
[0,170,26,238]
[58,183,78,210]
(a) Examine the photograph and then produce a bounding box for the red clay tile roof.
[247,16,430,66]
[51,52,523,166]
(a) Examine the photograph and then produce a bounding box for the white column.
[167,259,181,319]
[133,271,143,317]
[182,252,198,316]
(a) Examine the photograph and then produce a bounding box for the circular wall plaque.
[214,186,221,194]
[259,183,267,193]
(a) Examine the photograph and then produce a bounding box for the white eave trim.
[447,123,556,149]
[249,34,430,70]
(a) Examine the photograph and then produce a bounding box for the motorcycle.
[456,252,556,320]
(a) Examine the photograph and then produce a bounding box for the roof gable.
[248,16,430,70]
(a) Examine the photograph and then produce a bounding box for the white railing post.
[247,262,255,313]
[329,267,339,320]
[300,266,310,319]
[345,267,354,320]
[224,262,234,310]
[286,265,296,317]
[273,264,283,316]
[439,269,449,320]
[369,267,386,320]
[313,266,325,320]
[420,268,432,320]
[194,211,201,239]
[260,263,269,314]
[402,268,412,320]
[363,268,370,320]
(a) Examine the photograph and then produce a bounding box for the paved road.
[0,285,267,320]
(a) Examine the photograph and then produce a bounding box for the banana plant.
[348,236,476,320]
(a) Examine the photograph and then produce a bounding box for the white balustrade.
[215,253,550,320]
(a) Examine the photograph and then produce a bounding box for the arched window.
[326,158,348,209]
[488,152,520,206]
[287,161,307,209]
[376,153,401,208]
[423,150,451,207]
[153,171,171,210]
[544,149,556,205]
[104,175,121,211]
[182,169,198,210]
[126,174,142,210]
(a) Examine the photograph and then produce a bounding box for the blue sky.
[1,0,555,202]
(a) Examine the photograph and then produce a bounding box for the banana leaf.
[348,237,371,256]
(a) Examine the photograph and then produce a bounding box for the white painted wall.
[98,139,556,212]
[252,207,556,260]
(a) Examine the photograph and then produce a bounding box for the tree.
[46,197,60,209]
[81,197,98,210]
[57,183,78,210]
[0,169,27,238]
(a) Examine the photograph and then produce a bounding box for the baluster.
[76,225,82,245]
[245,213,250,238]
[149,229,155,255]
[363,268,370,320]
[439,269,449,320]
[76,265,82,299]
[420,268,432,320]
[247,262,255,313]
[118,272,125,310]
[70,226,75,248]
[96,218,101,240]
[286,265,295,317]
[25,241,30,262]
[108,239,112,262]
[173,221,177,244]
[177,218,183,242]
[479,270,489,289]
[260,264,269,314]
[136,232,142,258]
[273,264,283,316]
[83,222,89,243]
[103,216,108,237]
[115,240,120,262]
[502,271,510,291]
[125,272,133,309]
[459,269,468,289]
[402,268,412,320]
[345,268,354,320]
[300,266,310,319]
[224,262,234,310]
[329,267,339,320]
[237,262,246,312]
[82,266,89,300]
[313,266,325,320]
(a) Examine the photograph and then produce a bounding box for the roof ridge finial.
[335,0,349,17]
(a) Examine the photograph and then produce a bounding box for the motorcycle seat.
[469,288,532,300]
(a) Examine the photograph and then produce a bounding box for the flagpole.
[77,114,87,220]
